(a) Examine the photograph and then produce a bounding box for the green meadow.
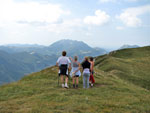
[0,46,150,113]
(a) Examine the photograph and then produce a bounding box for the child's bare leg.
[73,77,75,84]
[76,77,79,88]
[73,77,75,88]
[76,77,79,85]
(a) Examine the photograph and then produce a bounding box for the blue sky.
[0,0,149,49]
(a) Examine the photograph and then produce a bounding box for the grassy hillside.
[95,46,150,90]
[0,46,150,113]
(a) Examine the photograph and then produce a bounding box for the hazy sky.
[0,0,150,49]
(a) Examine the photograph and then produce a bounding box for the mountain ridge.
[119,44,140,50]
[0,39,106,55]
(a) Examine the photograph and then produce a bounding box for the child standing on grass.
[70,56,81,88]
[89,57,95,87]
[81,57,91,89]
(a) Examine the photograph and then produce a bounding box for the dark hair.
[62,51,67,56]
[90,57,94,61]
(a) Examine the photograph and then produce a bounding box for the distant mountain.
[5,44,45,48]
[0,44,46,54]
[94,47,107,53]
[0,50,29,84]
[0,40,107,57]
[48,39,107,58]
[0,39,106,85]
[0,50,57,85]
[0,39,107,58]
[119,44,140,50]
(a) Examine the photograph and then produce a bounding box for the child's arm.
[69,57,73,62]
[90,62,94,73]
[74,62,80,73]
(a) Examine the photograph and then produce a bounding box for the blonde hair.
[84,56,88,61]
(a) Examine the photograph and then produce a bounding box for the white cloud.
[99,0,139,3]
[99,0,116,3]
[0,0,70,24]
[83,10,110,26]
[125,0,139,2]
[38,19,82,34]
[116,26,124,30]
[116,5,150,27]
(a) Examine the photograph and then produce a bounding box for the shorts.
[59,64,68,76]
[70,67,81,78]
[73,75,79,77]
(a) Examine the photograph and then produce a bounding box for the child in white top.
[70,56,81,88]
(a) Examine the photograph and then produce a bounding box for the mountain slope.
[48,39,106,57]
[0,51,57,85]
[95,46,150,90]
[0,50,30,84]
[0,46,150,113]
